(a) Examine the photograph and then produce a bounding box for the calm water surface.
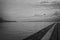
[0,22,53,40]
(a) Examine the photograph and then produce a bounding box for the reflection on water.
[0,22,53,40]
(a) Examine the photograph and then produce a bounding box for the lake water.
[0,22,53,40]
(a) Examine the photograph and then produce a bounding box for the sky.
[1,0,60,21]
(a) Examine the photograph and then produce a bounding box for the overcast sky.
[1,0,60,21]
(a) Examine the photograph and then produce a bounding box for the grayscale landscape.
[1,0,60,40]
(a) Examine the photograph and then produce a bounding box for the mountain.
[0,18,16,23]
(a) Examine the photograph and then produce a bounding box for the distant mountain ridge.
[0,18,16,23]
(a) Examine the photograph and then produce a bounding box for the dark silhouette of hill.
[0,18,16,23]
